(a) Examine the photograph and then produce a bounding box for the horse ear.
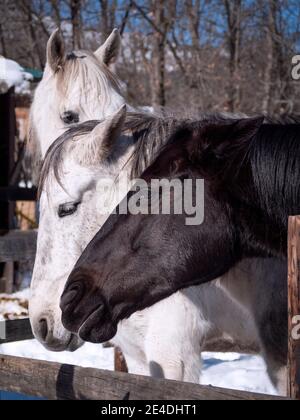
[186,117,264,177]
[46,29,65,73]
[228,116,264,143]
[90,105,127,161]
[94,29,121,66]
[190,117,264,159]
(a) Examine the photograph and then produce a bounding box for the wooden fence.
[0,88,37,293]
[0,353,287,401]
[0,320,288,401]
[0,217,299,399]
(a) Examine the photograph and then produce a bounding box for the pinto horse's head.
[60,116,264,344]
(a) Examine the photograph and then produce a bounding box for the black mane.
[251,123,300,223]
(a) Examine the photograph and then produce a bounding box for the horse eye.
[58,202,80,218]
[61,111,79,125]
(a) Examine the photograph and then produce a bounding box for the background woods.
[1,0,300,114]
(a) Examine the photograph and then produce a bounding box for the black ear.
[188,117,264,164]
[47,29,65,73]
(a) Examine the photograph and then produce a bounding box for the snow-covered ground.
[0,340,278,395]
[0,289,278,397]
[0,290,276,395]
[1,340,278,396]
[0,57,33,95]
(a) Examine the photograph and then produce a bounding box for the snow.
[0,340,278,396]
[201,353,277,396]
[0,289,30,321]
[0,288,278,397]
[0,340,114,372]
[0,57,33,95]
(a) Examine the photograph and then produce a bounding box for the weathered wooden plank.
[288,216,300,399]
[0,355,287,400]
[0,187,37,202]
[114,347,128,373]
[0,88,16,230]
[0,230,37,262]
[0,262,14,294]
[0,319,34,344]
[0,88,16,294]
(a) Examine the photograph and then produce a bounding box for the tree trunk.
[70,0,82,49]
[0,23,7,57]
[99,0,109,42]
[262,0,277,114]
[224,0,242,113]
[50,0,62,30]
[99,0,118,42]
[152,0,167,107]
[20,0,45,68]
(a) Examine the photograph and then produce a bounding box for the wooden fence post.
[0,88,16,293]
[288,216,300,399]
[114,347,128,373]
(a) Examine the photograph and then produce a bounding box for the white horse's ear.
[94,29,121,66]
[46,29,65,73]
[91,105,127,161]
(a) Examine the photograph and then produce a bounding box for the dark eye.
[61,111,79,125]
[58,202,81,218]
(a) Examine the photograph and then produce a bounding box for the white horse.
[29,30,286,391]
[28,29,125,163]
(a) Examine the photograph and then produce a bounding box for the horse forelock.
[55,50,122,107]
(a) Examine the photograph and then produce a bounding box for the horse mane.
[38,110,300,221]
[38,110,190,197]
[36,110,259,197]
[124,111,188,178]
[251,122,300,223]
[124,111,244,178]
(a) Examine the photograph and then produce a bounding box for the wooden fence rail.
[0,216,299,400]
[0,230,37,263]
[0,187,37,202]
[0,319,34,344]
[0,355,287,400]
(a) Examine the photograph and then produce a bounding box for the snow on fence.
[0,218,299,400]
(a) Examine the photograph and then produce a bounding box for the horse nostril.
[61,281,85,311]
[38,318,49,342]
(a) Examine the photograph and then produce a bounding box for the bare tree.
[70,0,82,49]
[151,0,167,107]
[223,0,242,112]
[0,0,300,114]
[262,0,277,114]
[50,0,63,29]
[0,22,7,56]
[19,0,46,68]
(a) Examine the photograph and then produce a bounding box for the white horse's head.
[29,106,131,351]
[29,28,125,162]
